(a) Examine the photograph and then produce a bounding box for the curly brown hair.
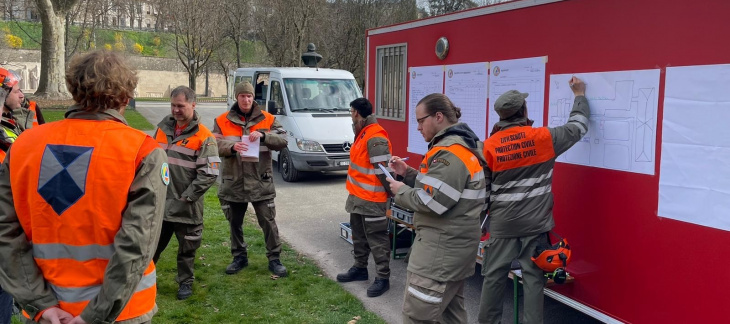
[65,50,138,112]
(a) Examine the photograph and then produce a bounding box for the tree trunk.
[35,0,77,99]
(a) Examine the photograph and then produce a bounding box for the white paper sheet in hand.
[239,136,260,162]
[378,163,394,180]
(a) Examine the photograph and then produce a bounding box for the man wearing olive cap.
[478,77,589,324]
[213,81,289,277]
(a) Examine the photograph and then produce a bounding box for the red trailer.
[365,0,730,323]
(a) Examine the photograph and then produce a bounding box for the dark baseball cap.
[494,90,528,119]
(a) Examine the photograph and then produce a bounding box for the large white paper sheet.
[488,57,546,136]
[547,69,660,175]
[407,65,444,155]
[239,136,260,162]
[659,64,730,232]
[444,63,490,139]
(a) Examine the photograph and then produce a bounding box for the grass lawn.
[12,187,385,324]
[42,109,155,131]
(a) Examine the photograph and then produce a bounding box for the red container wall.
[367,0,730,323]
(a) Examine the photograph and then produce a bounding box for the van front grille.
[323,144,349,154]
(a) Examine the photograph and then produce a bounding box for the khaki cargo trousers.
[153,221,204,285]
[350,212,391,278]
[402,271,467,323]
[221,199,282,261]
[478,233,548,324]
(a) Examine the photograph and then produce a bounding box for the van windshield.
[284,78,361,112]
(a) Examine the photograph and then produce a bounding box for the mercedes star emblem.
[342,141,352,152]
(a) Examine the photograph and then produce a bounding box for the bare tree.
[167,0,224,91]
[317,0,417,83]
[253,0,323,67]
[219,0,254,68]
[64,0,104,60]
[421,0,507,16]
[34,0,81,99]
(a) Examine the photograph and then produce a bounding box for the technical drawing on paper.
[547,70,660,175]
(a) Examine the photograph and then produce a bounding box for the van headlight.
[296,139,323,152]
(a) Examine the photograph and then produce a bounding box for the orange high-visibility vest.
[154,124,214,153]
[28,101,39,127]
[482,126,555,172]
[215,111,275,140]
[420,144,484,193]
[9,118,159,321]
[346,123,392,202]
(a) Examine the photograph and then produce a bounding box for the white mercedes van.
[227,67,360,182]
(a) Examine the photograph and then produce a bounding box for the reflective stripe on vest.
[417,144,485,215]
[346,123,392,202]
[9,119,158,320]
[154,126,221,175]
[215,111,275,152]
[482,126,555,172]
[483,127,556,203]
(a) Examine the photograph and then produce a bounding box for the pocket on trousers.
[183,224,204,241]
[403,273,446,321]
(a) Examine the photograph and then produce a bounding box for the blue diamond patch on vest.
[37,144,94,215]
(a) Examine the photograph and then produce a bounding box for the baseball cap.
[495,90,528,119]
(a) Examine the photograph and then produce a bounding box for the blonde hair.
[65,50,138,112]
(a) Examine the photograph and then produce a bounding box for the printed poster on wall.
[407,65,444,155]
[488,57,546,136]
[444,62,490,140]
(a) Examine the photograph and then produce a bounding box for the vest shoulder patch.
[161,163,170,185]
[431,158,450,166]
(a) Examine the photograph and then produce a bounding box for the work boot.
[336,266,368,282]
[269,259,288,277]
[225,256,248,274]
[367,278,390,297]
[177,283,193,300]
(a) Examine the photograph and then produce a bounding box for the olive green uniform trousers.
[479,233,548,324]
[350,213,391,278]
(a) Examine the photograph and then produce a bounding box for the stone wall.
[0,49,231,97]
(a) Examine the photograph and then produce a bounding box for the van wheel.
[279,148,299,182]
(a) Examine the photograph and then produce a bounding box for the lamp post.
[188,58,195,91]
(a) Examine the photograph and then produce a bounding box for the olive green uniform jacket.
[394,123,487,282]
[155,112,220,224]
[214,103,288,203]
[486,96,590,238]
[0,108,167,324]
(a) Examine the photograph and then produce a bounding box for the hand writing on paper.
[569,76,586,96]
[233,142,249,152]
[388,156,409,176]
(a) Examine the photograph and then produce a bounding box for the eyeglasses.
[416,114,433,125]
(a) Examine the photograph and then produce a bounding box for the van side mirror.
[268,100,284,115]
